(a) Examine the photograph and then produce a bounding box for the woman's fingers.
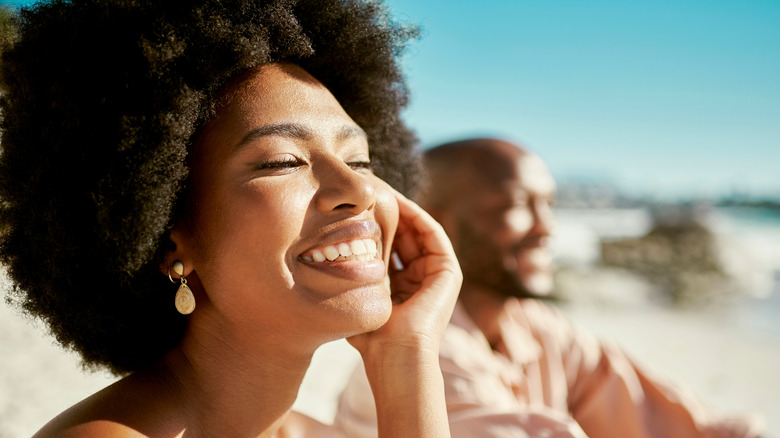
[389,192,461,309]
[395,193,456,259]
[391,213,420,269]
[350,187,461,354]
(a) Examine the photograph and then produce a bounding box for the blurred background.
[379,0,780,434]
[1,0,778,436]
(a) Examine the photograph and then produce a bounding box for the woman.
[0,1,461,436]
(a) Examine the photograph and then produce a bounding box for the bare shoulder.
[34,415,150,438]
[32,389,146,437]
[33,372,183,438]
[278,411,345,438]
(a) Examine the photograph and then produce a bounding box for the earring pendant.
[175,282,196,315]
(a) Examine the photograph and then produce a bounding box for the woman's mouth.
[300,238,379,262]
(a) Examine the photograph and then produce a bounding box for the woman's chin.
[334,287,393,336]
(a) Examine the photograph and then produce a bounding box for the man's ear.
[160,224,196,279]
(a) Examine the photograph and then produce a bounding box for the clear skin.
[424,140,555,350]
[34,64,460,437]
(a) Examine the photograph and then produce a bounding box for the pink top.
[335,299,762,438]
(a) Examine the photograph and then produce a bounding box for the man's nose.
[530,200,555,237]
[314,159,375,215]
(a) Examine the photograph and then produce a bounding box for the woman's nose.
[314,160,376,215]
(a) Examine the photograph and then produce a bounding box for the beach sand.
[2,292,777,437]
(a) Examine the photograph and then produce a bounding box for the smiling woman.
[0,1,460,437]
[179,64,401,339]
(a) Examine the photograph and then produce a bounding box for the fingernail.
[391,251,404,271]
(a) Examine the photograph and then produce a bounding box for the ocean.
[709,207,780,340]
[553,206,780,339]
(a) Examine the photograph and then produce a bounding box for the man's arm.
[557,304,764,438]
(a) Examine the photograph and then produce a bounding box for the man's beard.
[454,220,535,299]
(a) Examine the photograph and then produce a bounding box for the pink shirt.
[335,299,762,438]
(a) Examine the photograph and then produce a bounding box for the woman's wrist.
[362,342,439,384]
[362,341,450,437]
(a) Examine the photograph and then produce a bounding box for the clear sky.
[381,0,780,201]
[3,0,778,200]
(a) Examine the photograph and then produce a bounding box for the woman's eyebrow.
[233,123,367,153]
[336,124,367,141]
[234,123,311,152]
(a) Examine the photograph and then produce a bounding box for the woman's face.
[176,64,398,346]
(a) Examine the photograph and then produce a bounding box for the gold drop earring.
[168,260,195,315]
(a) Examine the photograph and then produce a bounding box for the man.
[335,138,762,437]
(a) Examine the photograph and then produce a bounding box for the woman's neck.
[164,314,317,437]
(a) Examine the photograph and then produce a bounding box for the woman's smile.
[301,238,379,263]
[296,220,387,283]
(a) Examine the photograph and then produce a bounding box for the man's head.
[416,138,556,299]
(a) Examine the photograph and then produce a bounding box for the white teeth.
[304,239,378,263]
[323,245,340,261]
[350,240,368,255]
[529,249,552,266]
[338,242,353,257]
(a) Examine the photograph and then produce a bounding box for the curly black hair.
[0,0,420,374]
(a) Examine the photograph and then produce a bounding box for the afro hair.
[0,0,420,374]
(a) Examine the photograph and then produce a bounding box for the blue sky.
[3,0,779,200]
[381,0,780,200]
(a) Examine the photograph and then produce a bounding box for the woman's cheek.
[371,175,400,260]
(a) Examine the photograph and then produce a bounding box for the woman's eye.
[256,157,304,171]
[347,160,372,172]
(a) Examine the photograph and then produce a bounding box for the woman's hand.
[347,189,461,438]
[348,190,461,357]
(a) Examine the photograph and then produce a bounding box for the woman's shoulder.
[33,372,183,438]
[32,387,145,437]
[34,415,150,438]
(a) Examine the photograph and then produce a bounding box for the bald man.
[335,139,762,438]
[418,138,556,304]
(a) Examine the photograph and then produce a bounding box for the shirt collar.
[450,298,542,365]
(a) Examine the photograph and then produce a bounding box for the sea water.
[708,207,780,339]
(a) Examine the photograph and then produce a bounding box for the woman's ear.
[160,223,196,279]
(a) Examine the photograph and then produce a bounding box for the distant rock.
[599,206,738,308]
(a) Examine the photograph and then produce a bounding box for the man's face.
[451,153,556,298]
